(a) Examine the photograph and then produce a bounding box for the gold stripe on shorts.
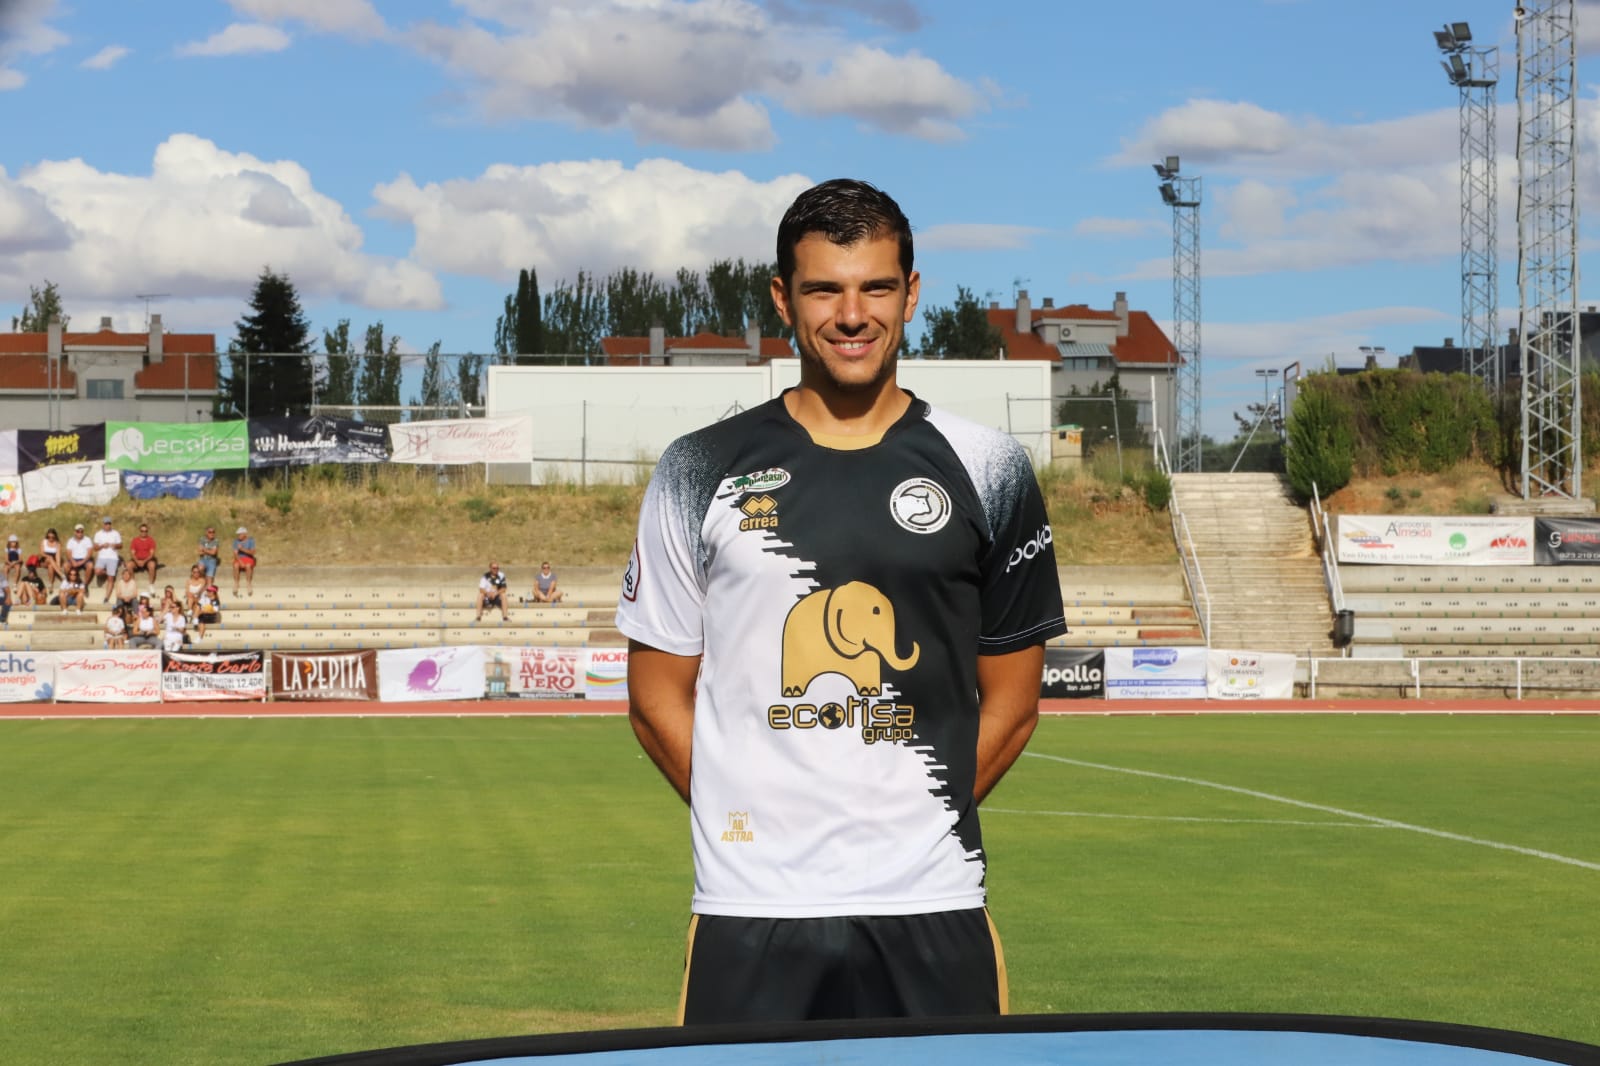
[675,914,700,1026]
[986,909,1011,1015]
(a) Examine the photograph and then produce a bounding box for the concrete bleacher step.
[1355,615,1600,643]
[1341,565,1600,593]
[1344,593,1600,618]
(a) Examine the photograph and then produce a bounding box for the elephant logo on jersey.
[889,477,951,534]
[781,581,920,696]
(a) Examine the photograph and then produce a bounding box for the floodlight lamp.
[1165,155,1180,175]
[1451,22,1471,43]
[1449,54,1469,81]
[1434,29,1457,52]
[1152,163,1167,177]
[1160,183,1177,205]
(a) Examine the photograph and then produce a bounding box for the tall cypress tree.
[226,268,313,418]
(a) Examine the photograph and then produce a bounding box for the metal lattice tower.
[1436,23,1500,388]
[1515,0,1581,498]
[1155,156,1202,472]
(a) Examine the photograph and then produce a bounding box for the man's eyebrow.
[796,275,902,294]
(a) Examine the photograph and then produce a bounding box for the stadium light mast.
[1514,0,1581,498]
[1154,155,1202,472]
[1434,21,1501,390]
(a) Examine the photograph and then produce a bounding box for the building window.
[1061,357,1113,372]
[86,379,124,399]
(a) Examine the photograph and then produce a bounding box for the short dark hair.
[775,179,913,290]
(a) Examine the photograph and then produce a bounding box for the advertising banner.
[1040,647,1106,698]
[248,416,389,468]
[486,646,583,699]
[123,470,213,500]
[0,429,16,475]
[55,650,162,703]
[270,650,378,701]
[105,421,249,471]
[0,651,54,703]
[387,416,533,465]
[377,646,487,702]
[161,651,267,702]
[1336,515,1534,565]
[1534,518,1600,565]
[0,474,22,518]
[1105,647,1208,700]
[1206,649,1296,700]
[20,460,120,512]
[584,647,629,701]
[17,425,106,471]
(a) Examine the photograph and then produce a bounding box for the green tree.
[321,319,357,409]
[1056,373,1145,453]
[12,280,68,332]
[457,353,485,408]
[356,322,402,419]
[918,285,1001,359]
[224,268,313,418]
[542,271,606,363]
[413,341,457,417]
[1284,381,1356,499]
[494,268,544,366]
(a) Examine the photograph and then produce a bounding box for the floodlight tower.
[1154,155,1202,472]
[1434,22,1500,389]
[1514,0,1581,498]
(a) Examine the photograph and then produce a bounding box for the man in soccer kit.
[617,179,1066,1024]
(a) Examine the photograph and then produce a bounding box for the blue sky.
[4,0,1600,439]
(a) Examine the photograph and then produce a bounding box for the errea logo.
[1005,525,1053,572]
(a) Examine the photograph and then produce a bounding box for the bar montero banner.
[105,421,249,471]
[0,651,54,703]
[1534,517,1600,565]
[1206,649,1296,700]
[1104,646,1207,700]
[387,415,533,465]
[1336,515,1534,566]
[584,648,629,701]
[377,646,487,702]
[55,650,162,703]
[161,651,267,702]
[16,425,105,471]
[1041,647,1105,698]
[497,646,583,698]
[271,650,378,701]
[20,461,120,512]
[248,416,389,468]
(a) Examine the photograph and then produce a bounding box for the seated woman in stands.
[195,584,222,640]
[128,602,159,649]
[38,528,63,588]
[104,606,127,650]
[111,563,140,612]
[184,565,206,618]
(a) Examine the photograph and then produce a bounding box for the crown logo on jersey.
[781,581,920,697]
[720,810,755,843]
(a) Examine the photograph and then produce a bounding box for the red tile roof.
[601,331,793,365]
[0,354,77,390]
[0,329,217,392]
[986,303,1179,369]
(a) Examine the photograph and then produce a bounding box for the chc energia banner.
[1337,515,1534,565]
[1206,649,1296,700]
[377,646,488,702]
[55,650,162,703]
[105,421,249,472]
[1104,647,1207,699]
[387,416,532,465]
[0,651,55,703]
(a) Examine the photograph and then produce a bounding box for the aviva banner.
[105,421,249,471]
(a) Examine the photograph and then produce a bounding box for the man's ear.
[770,275,793,327]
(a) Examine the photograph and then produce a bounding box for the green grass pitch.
[1,713,1596,1065]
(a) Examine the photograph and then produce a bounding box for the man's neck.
[783,377,910,442]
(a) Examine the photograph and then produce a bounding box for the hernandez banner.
[123,470,213,500]
[21,461,120,512]
[270,650,378,701]
[1041,647,1105,698]
[0,651,54,703]
[584,647,629,701]
[248,416,389,468]
[1105,646,1207,700]
[387,416,533,465]
[16,425,105,471]
[1534,517,1600,565]
[1206,649,1296,700]
[55,650,162,703]
[1336,515,1534,565]
[377,646,487,702]
[105,421,249,471]
[161,651,267,702]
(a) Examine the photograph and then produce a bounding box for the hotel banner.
[1206,649,1296,700]
[1336,515,1534,565]
[377,646,487,702]
[16,425,105,471]
[55,650,162,703]
[584,647,629,701]
[248,416,389,468]
[0,651,54,703]
[105,421,249,471]
[270,650,378,701]
[1041,648,1105,698]
[1534,518,1600,565]
[387,416,532,465]
[1105,647,1207,700]
[161,651,267,702]
[20,460,120,512]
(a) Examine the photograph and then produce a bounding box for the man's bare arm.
[627,639,701,803]
[974,644,1045,802]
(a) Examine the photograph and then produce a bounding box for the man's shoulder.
[657,398,790,473]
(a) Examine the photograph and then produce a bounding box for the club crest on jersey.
[730,467,791,495]
[721,811,754,843]
[738,494,781,532]
[889,477,951,535]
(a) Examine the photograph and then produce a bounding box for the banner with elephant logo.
[105,421,249,471]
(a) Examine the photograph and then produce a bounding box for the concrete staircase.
[1170,472,1338,656]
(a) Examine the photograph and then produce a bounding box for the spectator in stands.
[162,602,187,652]
[128,602,159,649]
[17,561,47,606]
[197,527,221,581]
[110,563,140,610]
[59,570,86,613]
[476,561,510,622]
[0,564,10,627]
[39,527,63,588]
[232,526,256,596]
[104,606,126,649]
[184,564,206,617]
[92,517,122,593]
[532,561,566,604]
[195,584,222,639]
[63,524,93,585]
[159,585,180,621]
[5,533,21,586]
[129,523,159,586]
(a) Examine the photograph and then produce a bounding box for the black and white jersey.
[617,393,1066,919]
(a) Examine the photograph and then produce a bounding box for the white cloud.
[782,46,986,139]
[80,44,130,70]
[0,134,442,311]
[0,0,68,89]
[371,158,812,280]
[917,223,1043,252]
[227,0,387,38]
[176,23,292,57]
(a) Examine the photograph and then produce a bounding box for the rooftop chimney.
[649,324,665,361]
[745,322,760,362]
[1014,289,1031,336]
[1113,291,1129,338]
[148,313,164,361]
[100,316,114,331]
[989,301,999,311]
[1443,337,1454,348]
[47,317,63,356]
[1042,297,1054,309]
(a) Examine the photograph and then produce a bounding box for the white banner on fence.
[0,471,23,519]
[55,650,162,703]
[0,429,16,476]
[1206,649,1296,700]
[0,650,54,703]
[1104,647,1207,699]
[377,645,488,702]
[161,652,268,702]
[584,647,629,701]
[387,416,533,465]
[1336,515,1534,565]
[496,646,584,698]
[20,460,121,513]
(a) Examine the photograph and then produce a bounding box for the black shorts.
[679,908,1005,1025]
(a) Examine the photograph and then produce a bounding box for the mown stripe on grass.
[985,808,1387,828]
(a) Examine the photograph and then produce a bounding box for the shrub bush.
[1285,382,1356,500]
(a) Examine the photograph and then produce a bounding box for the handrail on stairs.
[1153,428,1211,647]
[1310,483,1348,649]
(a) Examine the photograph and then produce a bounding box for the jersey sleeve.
[976,441,1067,655]
[615,435,715,657]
